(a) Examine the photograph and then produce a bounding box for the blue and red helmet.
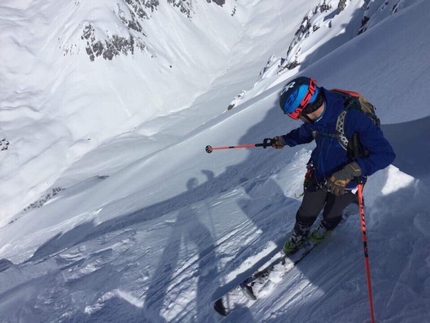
[279,77,320,119]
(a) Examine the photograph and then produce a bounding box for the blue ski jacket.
[281,88,396,189]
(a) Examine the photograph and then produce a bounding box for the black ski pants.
[294,188,357,233]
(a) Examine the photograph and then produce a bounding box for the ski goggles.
[287,78,317,120]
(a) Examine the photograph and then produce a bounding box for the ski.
[213,239,318,317]
[213,209,357,317]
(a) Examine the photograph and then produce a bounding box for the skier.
[272,76,395,254]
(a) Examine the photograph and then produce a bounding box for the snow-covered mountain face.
[230,0,421,109]
[69,0,227,62]
[1,0,322,223]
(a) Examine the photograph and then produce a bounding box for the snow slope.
[1,0,430,322]
[0,0,322,222]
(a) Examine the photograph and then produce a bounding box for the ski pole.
[205,138,274,153]
[357,183,376,323]
[352,134,376,323]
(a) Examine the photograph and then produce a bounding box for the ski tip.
[214,299,228,316]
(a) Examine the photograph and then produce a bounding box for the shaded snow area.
[1,0,430,322]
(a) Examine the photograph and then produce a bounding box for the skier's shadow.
[144,178,219,323]
[142,103,303,321]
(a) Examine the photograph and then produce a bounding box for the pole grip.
[351,132,360,159]
[351,133,362,184]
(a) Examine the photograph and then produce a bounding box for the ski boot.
[310,223,332,244]
[283,230,308,255]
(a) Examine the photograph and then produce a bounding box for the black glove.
[271,136,286,149]
[326,162,362,196]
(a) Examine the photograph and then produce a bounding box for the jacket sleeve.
[345,110,396,176]
[281,124,314,147]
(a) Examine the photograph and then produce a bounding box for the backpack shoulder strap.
[336,110,349,150]
[314,89,376,153]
